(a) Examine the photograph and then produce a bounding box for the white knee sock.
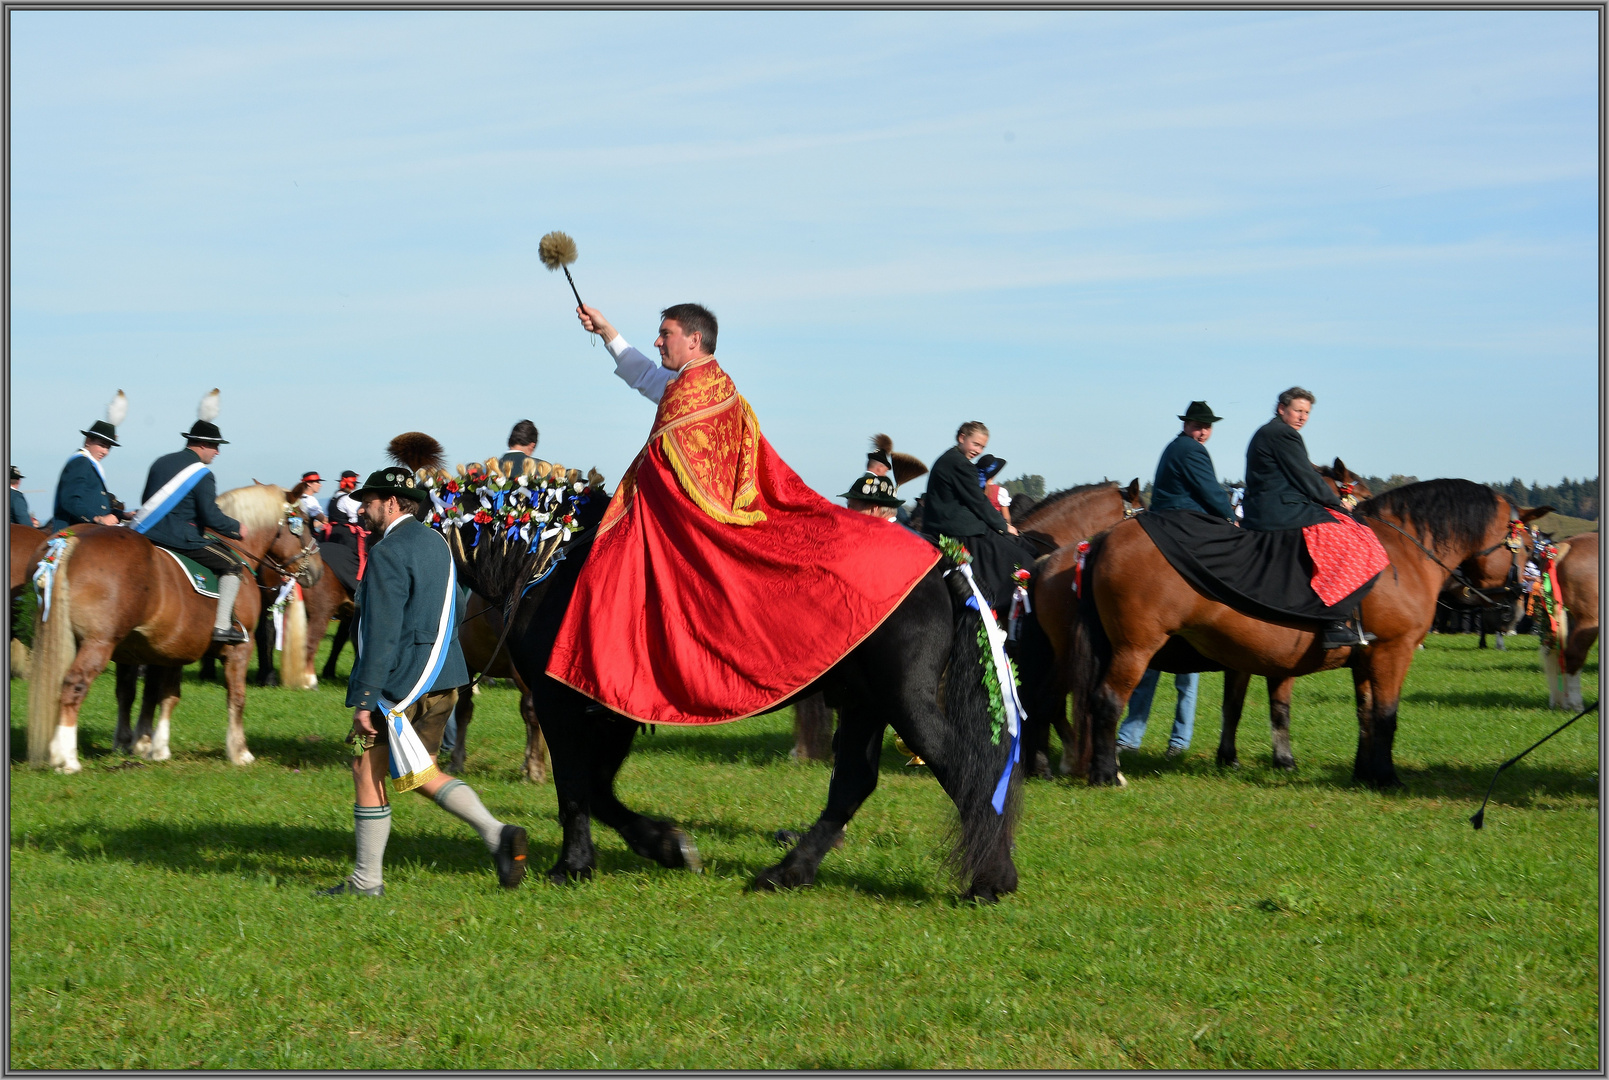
[431,779,504,852]
[214,573,242,632]
[351,804,392,889]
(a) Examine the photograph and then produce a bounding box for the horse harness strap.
[1358,509,1515,609]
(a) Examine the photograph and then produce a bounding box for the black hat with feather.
[867,434,929,490]
[356,432,446,505]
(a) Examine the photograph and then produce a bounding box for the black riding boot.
[1322,615,1375,650]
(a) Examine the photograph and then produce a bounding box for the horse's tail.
[1069,531,1117,783]
[280,586,309,689]
[27,537,77,767]
[941,574,1021,901]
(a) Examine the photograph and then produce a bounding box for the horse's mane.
[1018,482,1115,524]
[1355,478,1499,551]
[217,484,289,534]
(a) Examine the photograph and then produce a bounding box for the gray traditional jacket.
[346,515,470,713]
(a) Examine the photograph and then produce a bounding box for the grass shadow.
[13,821,561,885]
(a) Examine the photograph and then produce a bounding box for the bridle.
[216,501,321,586]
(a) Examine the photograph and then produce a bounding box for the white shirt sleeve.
[606,335,676,404]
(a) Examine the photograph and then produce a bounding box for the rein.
[1357,509,1518,609]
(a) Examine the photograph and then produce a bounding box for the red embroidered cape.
[546,356,940,725]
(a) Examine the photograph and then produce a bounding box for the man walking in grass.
[316,454,528,897]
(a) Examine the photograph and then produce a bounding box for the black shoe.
[493,824,528,889]
[313,880,384,898]
[1322,621,1376,649]
[211,625,248,645]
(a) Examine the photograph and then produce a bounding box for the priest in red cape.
[546,302,940,726]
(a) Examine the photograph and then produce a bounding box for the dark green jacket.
[1241,418,1342,531]
[11,487,32,527]
[499,451,532,475]
[50,453,115,529]
[922,445,1009,539]
[1151,433,1234,520]
[346,516,469,712]
[139,448,242,551]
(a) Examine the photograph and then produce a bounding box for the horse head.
[277,485,324,588]
[1318,458,1371,508]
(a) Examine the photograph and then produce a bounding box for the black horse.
[495,509,1024,902]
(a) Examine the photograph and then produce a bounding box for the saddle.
[157,547,221,598]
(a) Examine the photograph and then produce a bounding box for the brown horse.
[1012,480,1141,776]
[11,522,48,598]
[26,484,320,773]
[1214,460,1376,771]
[1071,478,1540,789]
[448,592,548,782]
[1542,531,1599,710]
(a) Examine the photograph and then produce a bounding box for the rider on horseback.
[49,392,126,530]
[922,421,1036,610]
[1242,387,1382,649]
[500,419,541,476]
[131,392,250,645]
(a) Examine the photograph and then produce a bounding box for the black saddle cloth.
[320,541,360,594]
[1135,509,1377,627]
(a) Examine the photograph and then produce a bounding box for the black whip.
[1470,699,1598,829]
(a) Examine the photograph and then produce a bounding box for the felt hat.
[82,389,127,447]
[338,470,360,490]
[301,471,323,483]
[354,466,428,504]
[841,472,904,508]
[1178,401,1223,424]
[9,465,22,482]
[975,455,1008,482]
[81,420,120,447]
[181,389,228,444]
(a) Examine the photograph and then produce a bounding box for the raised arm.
[578,304,675,404]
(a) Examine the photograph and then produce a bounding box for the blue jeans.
[1117,669,1199,752]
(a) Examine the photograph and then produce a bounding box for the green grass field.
[9,632,1599,1069]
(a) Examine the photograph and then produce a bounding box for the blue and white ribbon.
[33,536,71,623]
[373,537,458,792]
[75,448,108,486]
[129,462,210,535]
[951,563,1024,815]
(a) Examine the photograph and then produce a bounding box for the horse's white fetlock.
[150,718,172,762]
[49,724,81,774]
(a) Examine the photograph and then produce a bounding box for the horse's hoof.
[1217,757,1240,770]
[304,675,319,691]
[1273,760,1297,772]
[1115,771,1127,788]
[671,830,702,874]
[546,864,594,886]
[150,746,171,763]
[233,750,255,766]
[963,885,1001,905]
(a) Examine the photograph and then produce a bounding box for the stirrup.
[211,623,248,645]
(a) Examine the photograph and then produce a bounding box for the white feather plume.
[106,390,127,426]
[198,388,220,422]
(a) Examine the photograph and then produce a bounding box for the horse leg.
[321,617,350,681]
[790,691,835,763]
[445,686,471,776]
[131,666,161,757]
[254,615,278,687]
[1014,613,1057,780]
[520,686,548,784]
[53,638,118,774]
[114,662,139,754]
[144,666,181,762]
[1267,676,1297,771]
[1352,646,1408,789]
[1087,647,1150,786]
[589,716,700,871]
[753,707,883,892]
[221,640,255,765]
[534,682,602,883]
[1216,669,1250,768]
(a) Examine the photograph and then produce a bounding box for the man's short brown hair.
[508,419,539,449]
[661,303,718,354]
[1277,387,1315,411]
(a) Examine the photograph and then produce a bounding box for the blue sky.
[9,9,1599,516]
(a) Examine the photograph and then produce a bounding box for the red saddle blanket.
[546,356,939,726]
[1303,510,1391,606]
